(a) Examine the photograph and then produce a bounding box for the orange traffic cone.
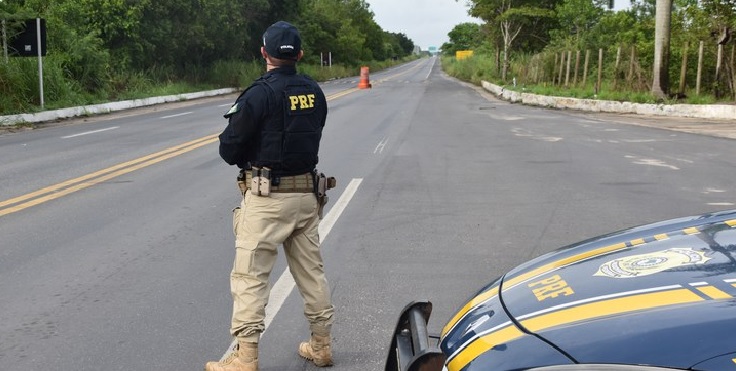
[358,66,372,89]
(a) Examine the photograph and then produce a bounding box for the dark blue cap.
[263,21,302,60]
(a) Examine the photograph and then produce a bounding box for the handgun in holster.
[237,169,248,196]
[315,172,336,219]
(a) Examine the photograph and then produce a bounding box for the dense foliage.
[0,0,415,114]
[443,0,736,101]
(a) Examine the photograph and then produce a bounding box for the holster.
[315,172,336,219]
[237,169,248,196]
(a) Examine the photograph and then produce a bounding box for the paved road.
[1,57,735,371]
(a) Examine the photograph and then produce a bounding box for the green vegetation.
[443,53,723,105]
[442,0,736,104]
[0,0,418,115]
[4,0,731,116]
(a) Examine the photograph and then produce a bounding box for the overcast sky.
[366,0,631,51]
[366,0,479,51]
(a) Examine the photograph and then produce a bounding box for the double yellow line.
[1,62,428,218]
[0,135,218,217]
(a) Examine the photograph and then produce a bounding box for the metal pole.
[36,18,44,109]
[2,19,7,63]
[329,52,332,67]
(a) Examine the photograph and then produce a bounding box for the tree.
[392,32,415,55]
[442,22,483,55]
[552,0,607,47]
[467,0,557,80]
[651,0,673,99]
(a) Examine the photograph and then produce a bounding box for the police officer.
[205,21,334,371]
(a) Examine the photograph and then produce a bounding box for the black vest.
[252,72,325,176]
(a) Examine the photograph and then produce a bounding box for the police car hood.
[499,209,736,369]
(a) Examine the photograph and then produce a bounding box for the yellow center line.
[0,135,219,217]
[1,84,365,218]
[326,88,358,100]
[373,59,427,85]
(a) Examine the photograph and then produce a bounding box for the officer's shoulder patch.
[224,102,240,118]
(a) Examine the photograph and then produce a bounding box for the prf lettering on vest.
[528,274,574,301]
[289,94,315,111]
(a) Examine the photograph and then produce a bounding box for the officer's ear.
[296,50,304,62]
[261,47,268,60]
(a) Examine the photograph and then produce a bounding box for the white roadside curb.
[482,81,736,121]
[0,88,238,126]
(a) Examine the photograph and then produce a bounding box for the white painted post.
[36,18,44,109]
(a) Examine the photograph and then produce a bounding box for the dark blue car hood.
[440,209,736,371]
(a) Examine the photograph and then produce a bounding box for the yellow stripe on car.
[441,242,629,338]
[683,227,700,235]
[654,233,669,241]
[520,289,703,332]
[442,219,736,370]
[447,288,704,371]
[503,242,630,290]
[446,325,524,371]
[695,286,733,299]
[442,287,499,336]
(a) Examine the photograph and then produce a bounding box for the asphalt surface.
[0,57,735,371]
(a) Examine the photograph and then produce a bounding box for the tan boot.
[298,334,333,367]
[205,341,258,371]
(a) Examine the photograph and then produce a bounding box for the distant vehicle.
[386,209,736,371]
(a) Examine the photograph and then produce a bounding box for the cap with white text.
[263,21,302,60]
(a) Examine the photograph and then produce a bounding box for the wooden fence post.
[597,48,603,94]
[583,50,590,87]
[613,46,621,89]
[574,50,580,86]
[679,42,688,95]
[627,46,635,83]
[715,44,723,98]
[696,41,704,95]
[731,44,736,101]
[565,50,572,87]
[558,51,565,85]
[496,49,501,76]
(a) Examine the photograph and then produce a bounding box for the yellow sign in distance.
[456,50,474,60]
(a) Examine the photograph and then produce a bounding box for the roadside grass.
[0,55,419,116]
[441,55,729,106]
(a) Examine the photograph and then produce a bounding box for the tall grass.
[299,64,354,81]
[441,53,727,105]
[0,54,420,116]
[441,55,497,85]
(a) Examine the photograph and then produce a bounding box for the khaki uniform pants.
[230,190,334,343]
